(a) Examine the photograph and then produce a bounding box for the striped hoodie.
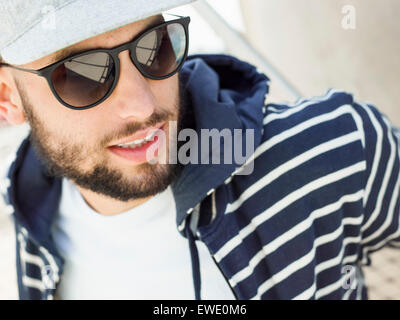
[1,54,399,300]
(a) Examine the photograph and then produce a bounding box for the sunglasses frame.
[0,15,190,110]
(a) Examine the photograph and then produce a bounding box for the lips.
[109,122,165,147]
[108,122,166,164]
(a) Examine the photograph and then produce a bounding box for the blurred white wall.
[240,0,400,125]
[168,0,244,54]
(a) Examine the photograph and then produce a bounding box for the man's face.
[13,15,186,201]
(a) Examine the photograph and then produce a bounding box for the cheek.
[58,109,109,148]
[24,77,72,124]
[152,75,180,110]
[24,78,105,146]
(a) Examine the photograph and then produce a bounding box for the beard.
[16,76,189,202]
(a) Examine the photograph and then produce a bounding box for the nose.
[110,50,156,121]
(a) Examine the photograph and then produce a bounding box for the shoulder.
[258,88,365,157]
[0,124,30,216]
[225,89,368,206]
[257,89,369,164]
[263,89,358,132]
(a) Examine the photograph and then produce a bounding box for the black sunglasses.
[0,15,190,110]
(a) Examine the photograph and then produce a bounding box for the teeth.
[117,130,157,148]
[145,130,157,142]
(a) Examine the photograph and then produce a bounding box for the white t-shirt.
[51,178,235,300]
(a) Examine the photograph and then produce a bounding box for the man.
[0,0,399,300]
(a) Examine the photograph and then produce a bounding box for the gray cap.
[0,0,196,65]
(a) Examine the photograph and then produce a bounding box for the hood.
[173,54,269,230]
[7,53,269,252]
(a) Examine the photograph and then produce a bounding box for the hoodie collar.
[7,54,269,246]
[8,137,62,254]
[172,54,269,230]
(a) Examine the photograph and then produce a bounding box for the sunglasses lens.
[135,22,187,78]
[51,52,115,108]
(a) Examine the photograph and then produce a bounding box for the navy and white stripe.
[196,89,399,299]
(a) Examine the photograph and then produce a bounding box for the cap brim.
[1,0,196,65]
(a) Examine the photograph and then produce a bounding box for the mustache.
[100,77,185,148]
[101,108,175,146]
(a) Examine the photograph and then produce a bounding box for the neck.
[75,183,153,216]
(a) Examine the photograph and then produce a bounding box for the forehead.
[25,15,163,69]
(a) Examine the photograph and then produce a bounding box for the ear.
[0,72,26,125]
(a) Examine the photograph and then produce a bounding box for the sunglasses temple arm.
[0,63,42,75]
